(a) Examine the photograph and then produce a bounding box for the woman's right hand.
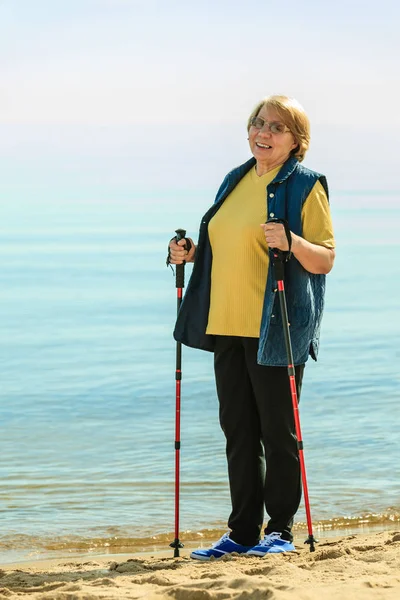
[168,237,196,264]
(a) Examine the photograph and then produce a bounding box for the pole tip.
[304,535,318,552]
[169,538,184,557]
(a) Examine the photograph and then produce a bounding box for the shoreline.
[1,521,398,569]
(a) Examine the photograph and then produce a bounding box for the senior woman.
[168,95,335,559]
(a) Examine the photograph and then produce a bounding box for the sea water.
[0,190,399,563]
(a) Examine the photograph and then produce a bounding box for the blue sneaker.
[190,533,253,561]
[247,532,295,555]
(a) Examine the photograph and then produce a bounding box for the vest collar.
[271,156,299,184]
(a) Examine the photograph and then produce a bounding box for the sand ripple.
[1,530,400,599]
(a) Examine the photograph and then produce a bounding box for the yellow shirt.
[206,165,335,337]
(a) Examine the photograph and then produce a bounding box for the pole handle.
[265,218,292,271]
[174,229,192,289]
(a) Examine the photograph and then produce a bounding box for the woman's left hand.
[260,222,289,251]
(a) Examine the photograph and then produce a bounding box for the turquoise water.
[0,191,399,563]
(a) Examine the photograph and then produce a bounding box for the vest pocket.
[270,304,311,328]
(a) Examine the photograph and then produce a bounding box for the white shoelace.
[212,533,231,547]
[257,532,282,547]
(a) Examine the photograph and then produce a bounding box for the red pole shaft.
[174,372,181,540]
[288,371,314,537]
[170,285,184,556]
[277,277,316,550]
[169,229,188,557]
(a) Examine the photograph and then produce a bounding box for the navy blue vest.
[173,156,329,366]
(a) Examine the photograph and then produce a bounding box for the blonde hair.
[247,95,310,162]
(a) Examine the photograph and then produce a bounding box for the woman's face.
[248,105,298,170]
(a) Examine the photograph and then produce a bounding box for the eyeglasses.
[249,116,290,134]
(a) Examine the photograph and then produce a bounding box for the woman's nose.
[259,125,272,136]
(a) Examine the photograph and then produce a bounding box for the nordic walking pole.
[267,217,318,552]
[167,229,192,557]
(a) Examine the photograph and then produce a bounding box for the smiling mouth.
[256,142,272,149]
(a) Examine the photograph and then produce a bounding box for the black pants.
[214,336,305,545]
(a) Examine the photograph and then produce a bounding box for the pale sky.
[1,0,399,194]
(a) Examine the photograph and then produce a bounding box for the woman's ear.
[290,142,300,156]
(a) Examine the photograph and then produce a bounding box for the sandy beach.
[0,530,399,599]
